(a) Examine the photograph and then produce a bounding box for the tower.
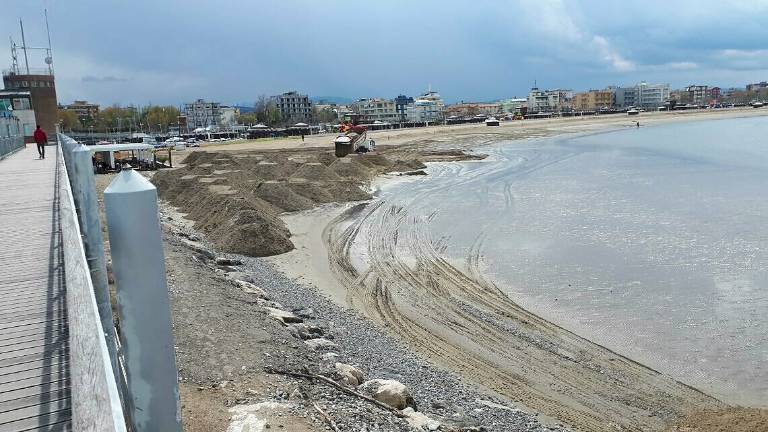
[3,12,58,141]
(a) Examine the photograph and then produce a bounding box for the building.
[498,98,527,113]
[710,87,721,101]
[527,88,573,112]
[184,99,221,130]
[615,82,670,109]
[219,106,240,127]
[685,85,710,105]
[746,82,768,92]
[350,98,399,123]
[0,107,23,149]
[63,100,99,124]
[445,102,501,117]
[394,95,414,122]
[573,89,615,111]
[407,90,444,123]
[272,91,312,124]
[2,70,58,137]
[0,90,36,141]
[3,27,58,138]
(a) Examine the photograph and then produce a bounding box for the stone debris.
[287,323,324,340]
[226,402,293,432]
[303,338,337,350]
[360,379,415,410]
[265,307,303,325]
[216,257,243,266]
[180,238,215,259]
[335,362,365,386]
[233,280,269,299]
[402,407,442,430]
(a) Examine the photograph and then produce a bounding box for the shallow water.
[376,116,768,406]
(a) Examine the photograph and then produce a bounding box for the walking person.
[33,125,48,159]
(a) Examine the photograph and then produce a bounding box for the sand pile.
[153,148,414,257]
[329,158,372,179]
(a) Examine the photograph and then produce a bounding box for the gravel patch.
[235,254,569,432]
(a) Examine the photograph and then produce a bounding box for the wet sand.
[267,109,768,431]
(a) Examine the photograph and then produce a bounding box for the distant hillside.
[311,96,354,105]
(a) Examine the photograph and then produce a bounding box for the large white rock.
[303,338,337,350]
[234,280,268,299]
[265,307,303,325]
[360,379,414,410]
[402,407,441,430]
[335,362,365,386]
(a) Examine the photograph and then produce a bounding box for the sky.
[3,0,768,106]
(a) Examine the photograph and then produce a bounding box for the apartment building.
[184,99,222,129]
[272,91,312,123]
[394,95,414,122]
[573,89,615,110]
[615,82,670,109]
[350,98,399,123]
[63,100,100,123]
[498,98,527,113]
[685,85,710,105]
[445,102,501,117]
[527,88,573,112]
[407,90,445,123]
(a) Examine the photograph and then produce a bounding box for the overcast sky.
[3,0,768,106]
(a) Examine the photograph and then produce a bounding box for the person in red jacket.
[33,125,47,159]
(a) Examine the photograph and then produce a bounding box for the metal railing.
[57,138,127,431]
[0,135,24,160]
[59,134,182,431]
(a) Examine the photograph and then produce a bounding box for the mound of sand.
[290,163,343,181]
[153,148,443,257]
[253,181,315,212]
[329,158,372,179]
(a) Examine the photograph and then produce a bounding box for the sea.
[376,115,768,406]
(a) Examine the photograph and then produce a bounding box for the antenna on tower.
[44,8,53,74]
[19,19,30,74]
[9,36,19,74]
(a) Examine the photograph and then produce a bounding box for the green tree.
[57,109,81,131]
[96,106,139,132]
[141,105,180,133]
[312,106,337,123]
[253,95,283,127]
[237,112,259,125]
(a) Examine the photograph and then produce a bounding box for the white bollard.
[104,170,182,432]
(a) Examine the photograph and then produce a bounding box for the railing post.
[104,169,183,432]
[70,144,122,390]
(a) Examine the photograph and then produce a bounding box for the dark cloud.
[3,0,768,105]
[81,75,127,83]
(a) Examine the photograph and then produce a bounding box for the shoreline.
[155,108,768,431]
[265,111,768,431]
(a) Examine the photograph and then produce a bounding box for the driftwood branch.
[264,367,406,418]
[311,401,341,432]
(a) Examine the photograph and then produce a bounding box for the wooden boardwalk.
[0,145,71,431]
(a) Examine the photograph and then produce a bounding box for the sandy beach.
[155,107,768,431]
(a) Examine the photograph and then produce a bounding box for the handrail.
[57,142,127,431]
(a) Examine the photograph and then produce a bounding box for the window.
[31,81,38,87]
[12,98,31,110]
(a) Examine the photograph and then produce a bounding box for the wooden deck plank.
[0,145,71,430]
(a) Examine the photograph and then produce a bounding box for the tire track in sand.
[322,150,723,431]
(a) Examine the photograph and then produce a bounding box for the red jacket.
[34,128,47,144]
